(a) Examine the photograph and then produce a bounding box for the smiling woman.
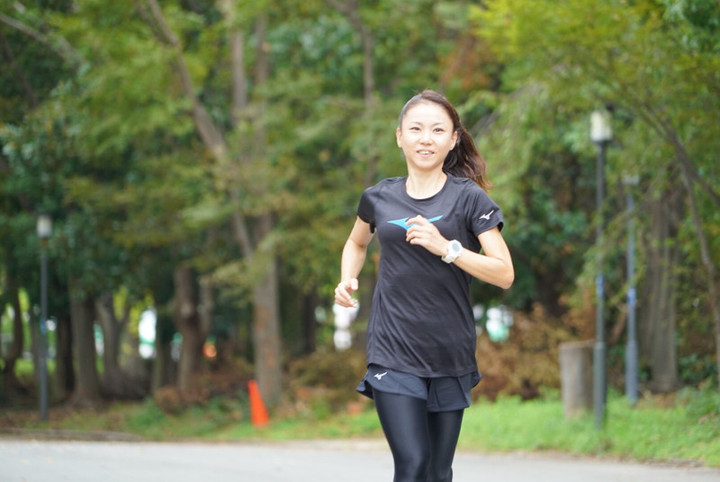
[334,89,514,481]
[396,101,458,192]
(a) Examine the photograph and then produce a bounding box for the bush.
[285,348,368,417]
[474,303,572,401]
[153,359,253,414]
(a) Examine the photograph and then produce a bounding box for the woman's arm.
[453,227,514,289]
[335,217,375,307]
[405,216,514,289]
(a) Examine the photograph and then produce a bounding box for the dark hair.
[399,89,491,191]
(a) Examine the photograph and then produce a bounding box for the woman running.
[334,89,514,482]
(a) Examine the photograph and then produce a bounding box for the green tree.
[0,0,77,400]
[472,0,720,391]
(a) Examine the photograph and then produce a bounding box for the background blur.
[1,0,718,416]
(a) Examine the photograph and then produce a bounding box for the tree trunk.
[674,143,720,393]
[650,244,680,392]
[252,275,282,404]
[151,311,175,393]
[639,191,681,392]
[53,312,74,400]
[94,292,146,398]
[252,269,282,406]
[198,276,214,348]
[628,100,720,392]
[252,216,283,406]
[247,13,283,407]
[94,292,126,396]
[149,276,176,392]
[173,266,209,392]
[69,290,101,406]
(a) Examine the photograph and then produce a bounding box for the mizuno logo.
[479,210,494,221]
[388,215,443,231]
[374,371,388,381]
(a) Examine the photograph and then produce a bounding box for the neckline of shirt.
[402,174,451,201]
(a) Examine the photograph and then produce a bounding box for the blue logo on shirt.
[387,215,443,231]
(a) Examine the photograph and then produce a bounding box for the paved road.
[1,438,719,481]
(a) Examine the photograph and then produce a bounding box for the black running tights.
[373,389,464,482]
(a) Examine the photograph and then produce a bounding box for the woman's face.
[396,101,458,175]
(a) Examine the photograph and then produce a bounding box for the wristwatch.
[442,240,462,264]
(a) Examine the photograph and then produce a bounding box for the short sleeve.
[468,190,504,236]
[357,187,377,233]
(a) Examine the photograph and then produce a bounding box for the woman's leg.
[426,409,464,482]
[373,389,430,482]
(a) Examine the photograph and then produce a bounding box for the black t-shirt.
[358,175,503,378]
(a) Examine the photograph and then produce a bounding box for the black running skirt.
[357,364,481,412]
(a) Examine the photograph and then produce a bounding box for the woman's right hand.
[334,278,359,308]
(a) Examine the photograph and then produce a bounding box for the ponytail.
[444,125,491,191]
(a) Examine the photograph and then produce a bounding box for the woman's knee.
[372,390,431,481]
[393,445,430,481]
[426,466,453,482]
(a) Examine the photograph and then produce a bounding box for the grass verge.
[2,387,718,467]
[459,389,720,466]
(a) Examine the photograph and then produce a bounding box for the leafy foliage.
[471,0,720,386]
[1,0,719,404]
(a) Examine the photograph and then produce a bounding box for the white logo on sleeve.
[374,371,388,381]
[479,210,495,221]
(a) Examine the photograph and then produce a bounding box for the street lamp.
[36,214,52,421]
[590,109,612,429]
[623,174,639,406]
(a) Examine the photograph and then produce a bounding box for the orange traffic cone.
[248,379,270,427]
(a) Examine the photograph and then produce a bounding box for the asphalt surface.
[2,438,719,482]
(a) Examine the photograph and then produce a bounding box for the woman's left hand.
[405,215,448,257]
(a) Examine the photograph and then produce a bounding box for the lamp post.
[623,174,639,406]
[590,110,612,429]
[36,214,52,421]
